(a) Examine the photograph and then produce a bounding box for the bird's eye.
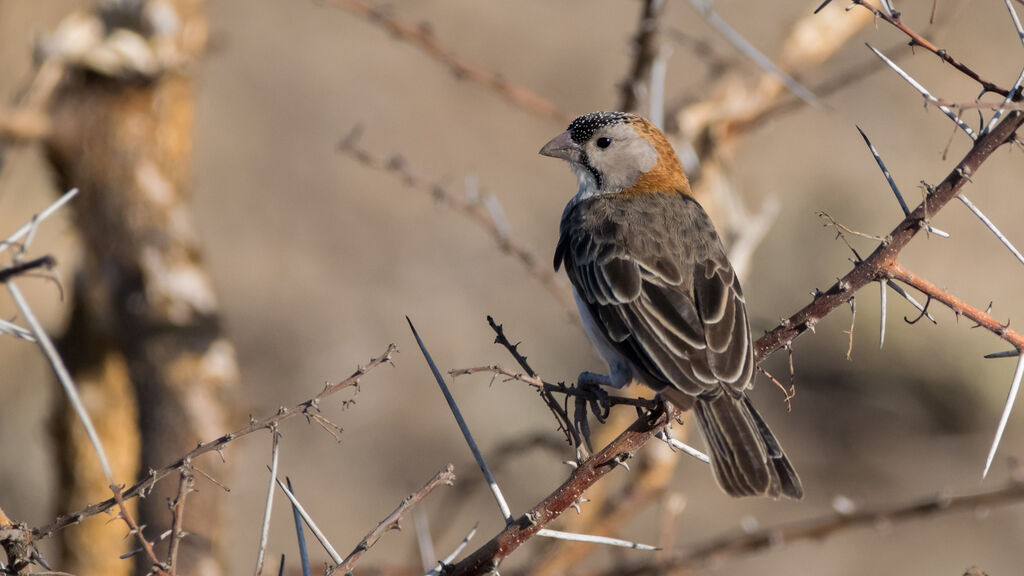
[596,137,612,149]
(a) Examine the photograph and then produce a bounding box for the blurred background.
[1,0,1023,574]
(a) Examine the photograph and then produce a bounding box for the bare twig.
[687,0,819,107]
[606,478,1024,572]
[167,465,194,574]
[620,0,667,113]
[339,130,575,313]
[852,0,1015,97]
[0,256,56,283]
[336,464,456,573]
[323,0,571,123]
[33,344,397,539]
[886,263,1024,351]
[446,409,670,574]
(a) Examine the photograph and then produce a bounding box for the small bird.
[540,111,802,499]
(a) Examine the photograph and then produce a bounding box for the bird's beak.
[539,131,578,161]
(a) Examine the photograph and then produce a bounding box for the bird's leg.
[576,371,612,421]
[571,371,615,454]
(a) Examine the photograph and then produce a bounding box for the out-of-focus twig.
[323,0,571,123]
[335,464,456,573]
[620,0,667,113]
[848,0,1016,97]
[339,129,576,313]
[602,478,1024,573]
[32,344,397,540]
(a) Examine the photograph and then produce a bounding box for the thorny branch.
[29,344,398,540]
[336,464,456,573]
[323,0,571,123]
[887,263,1024,351]
[755,111,1024,363]
[846,0,1017,98]
[338,129,576,313]
[166,465,194,574]
[605,477,1024,573]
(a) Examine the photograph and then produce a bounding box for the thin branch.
[167,465,194,574]
[607,478,1024,572]
[322,0,571,123]
[687,0,819,107]
[0,256,56,283]
[485,316,583,451]
[335,464,456,573]
[755,111,1024,363]
[33,344,398,539]
[619,0,666,113]
[338,129,576,313]
[254,429,281,576]
[887,263,1024,351]
[852,0,1014,97]
[446,409,669,574]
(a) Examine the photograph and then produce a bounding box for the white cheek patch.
[594,124,659,191]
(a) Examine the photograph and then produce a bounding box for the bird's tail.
[684,391,803,499]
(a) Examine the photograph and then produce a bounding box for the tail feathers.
[692,392,803,500]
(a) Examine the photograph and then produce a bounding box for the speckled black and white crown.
[567,111,634,144]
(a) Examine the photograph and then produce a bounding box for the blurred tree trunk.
[44,2,241,575]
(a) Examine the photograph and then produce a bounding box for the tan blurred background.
[2,0,1023,574]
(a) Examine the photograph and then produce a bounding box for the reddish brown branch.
[851,0,1014,98]
[337,464,456,573]
[446,411,670,574]
[32,344,397,540]
[110,484,169,576]
[888,263,1024,351]
[323,0,572,123]
[754,110,1024,363]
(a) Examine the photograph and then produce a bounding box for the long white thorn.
[984,354,1024,479]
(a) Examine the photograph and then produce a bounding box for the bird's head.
[540,111,689,197]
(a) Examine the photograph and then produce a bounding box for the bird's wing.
[556,192,754,397]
